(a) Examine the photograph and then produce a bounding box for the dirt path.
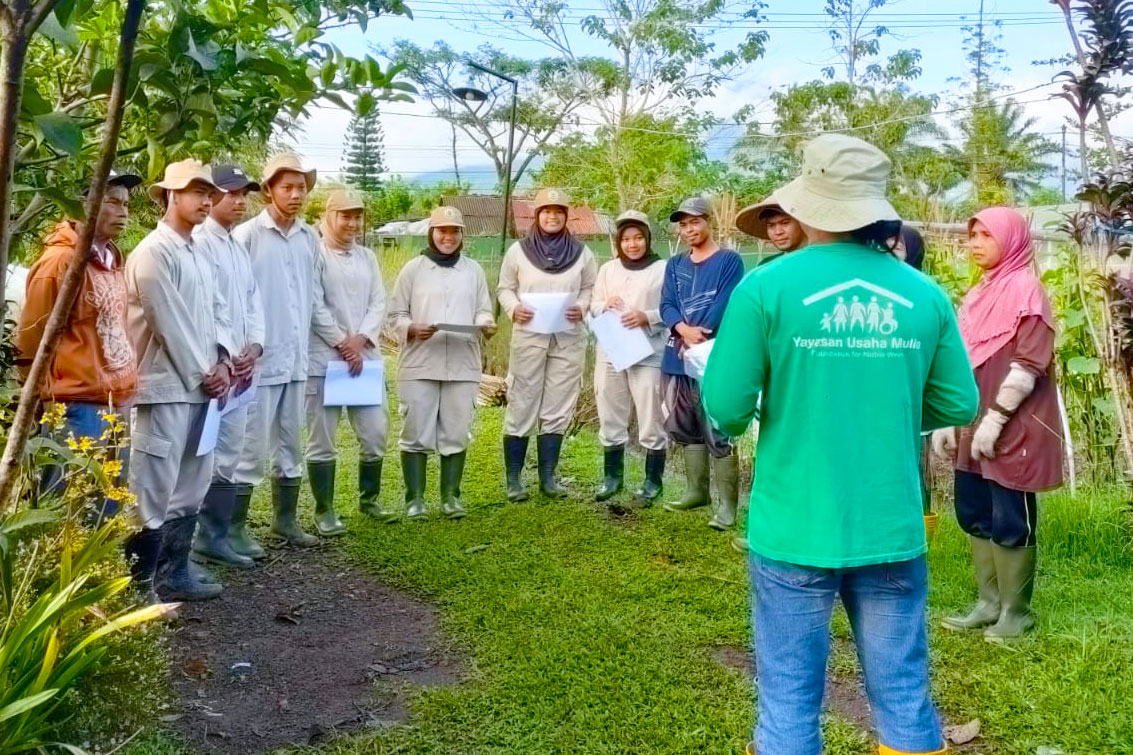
[164,547,460,753]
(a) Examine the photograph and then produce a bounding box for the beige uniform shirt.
[590,258,667,369]
[308,240,385,377]
[232,210,318,386]
[194,216,265,352]
[388,254,495,383]
[126,221,235,404]
[497,241,597,346]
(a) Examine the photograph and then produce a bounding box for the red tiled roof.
[442,195,613,237]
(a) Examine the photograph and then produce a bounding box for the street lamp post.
[452,60,519,258]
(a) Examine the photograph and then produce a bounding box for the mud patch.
[165,547,460,753]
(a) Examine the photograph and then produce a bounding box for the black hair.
[849,219,903,253]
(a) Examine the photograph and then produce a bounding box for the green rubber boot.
[537,434,568,498]
[358,458,398,523]
[229,484,267,560]
[984,544,1037,642]
[708,453,739,531]
[664,444,710,512]
[402,451,429,521]
[270,477,318,547]
[308,461,346,537]
[192,481,255,568]
[595,444,625,502]
[440,451,468,520]
[941,536,1000,631]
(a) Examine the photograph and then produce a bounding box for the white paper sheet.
[196,399,223,456]
[433,322,482,334]
[588,310,655,372]
[682,339,716,382]
[222,372,258,416]
[519,292,573,334]
[323,360,384,407]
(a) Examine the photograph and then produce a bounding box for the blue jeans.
[750,554,943,755]
[40,402,130,520]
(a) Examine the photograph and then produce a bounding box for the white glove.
[970,409,1009,461]
[931,428,957,461]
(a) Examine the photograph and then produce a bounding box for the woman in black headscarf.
[497,189,598,502]
[894,225,926,270]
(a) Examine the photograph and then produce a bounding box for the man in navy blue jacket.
[660,196,745,532]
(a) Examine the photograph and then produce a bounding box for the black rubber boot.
[634,449,666,507]
[503,435,530,502]
[595,444,625,502]
[125,527,162,604]
[270,477,318,547]
[359,458,398,523]
[402,451,429,521]
[440,452,468,520]
[192,482,255,568]
[229,484,267,560]
[156,516,223,601]
[537,433,568,498]
[308,461,347,537]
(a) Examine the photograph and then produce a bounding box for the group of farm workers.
[16,133,1063,755]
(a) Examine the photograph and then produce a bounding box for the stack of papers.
[588,310,654,372]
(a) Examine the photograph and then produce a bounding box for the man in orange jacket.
[17,170,142,518]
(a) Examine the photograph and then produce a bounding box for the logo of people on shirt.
[794,279,921,353]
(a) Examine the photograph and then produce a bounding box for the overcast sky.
[292,1,1131,187]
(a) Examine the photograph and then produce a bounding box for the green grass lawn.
[131,390,1133,755]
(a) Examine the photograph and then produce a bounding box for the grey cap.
[615,209,651,232]
[669,196,712,222]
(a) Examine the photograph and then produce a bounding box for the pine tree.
[342,110,385,192]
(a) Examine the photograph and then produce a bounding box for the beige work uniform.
[125,222,236,528]
[388,254,494,454]
[591,258,667,451]
[497,241,597,437]
[194,217,265,482]
[232,211,318,483]
[305,240,389,463]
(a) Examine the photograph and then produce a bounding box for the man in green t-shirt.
[703,134,977,755]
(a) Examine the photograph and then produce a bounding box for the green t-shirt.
[702,242,978,568]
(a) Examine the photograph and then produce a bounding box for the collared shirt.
[496,240,597,344]
[194,216,265,352]
[125,221,236,404]
[590,258,667,368]
[233,209,319,385]
[388,254,494,382]
[309,240,386,376]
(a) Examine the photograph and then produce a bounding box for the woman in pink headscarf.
[932,206,1063,642]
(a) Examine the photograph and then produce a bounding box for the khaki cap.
[261,152,317,194]
[147,159,218,204]
[615,210,651,232]
[773,134,899,233]
[325,188,365,213]
[429,205,465,228]
[735,194,792,240]
[533,188,571,212]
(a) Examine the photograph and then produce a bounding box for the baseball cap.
[211,164,261,193]
[83,169,142,196]
[669,196,712,222]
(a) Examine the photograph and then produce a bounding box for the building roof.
[442,194,614,237]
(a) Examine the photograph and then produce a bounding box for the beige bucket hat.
[261,152,317,193]
[147,159,218,204]
[615,209,651,232]
[735,194,794,240]
[324,187,364,213]
[772,134,899,233]
[533,188,570,212]
[429,205,465,228]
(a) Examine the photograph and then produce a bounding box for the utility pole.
[1062,124,1068,203]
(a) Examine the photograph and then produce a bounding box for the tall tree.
[343,107,386,191]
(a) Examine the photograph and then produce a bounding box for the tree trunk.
[1080,122,1089,186]
[0,0,148,514]
[0,17,32,304]
[1058,3,1120,171]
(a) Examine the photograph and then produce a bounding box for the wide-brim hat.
[261,152,317,194]
[429,205,465,228]
[533,187,570,212]
[147,159,218,204]
[772,133,899,233]
[735,195,791,240]
[325,187,365,213]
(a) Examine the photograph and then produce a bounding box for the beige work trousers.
[304,376,389,463]
[212,404,248,483]
[398,379,479,455]
[236,381,305,485]
[594,360,666,451]
[130,402,213,529]
[504,332,586,437]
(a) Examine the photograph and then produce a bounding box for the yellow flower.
[65,436,79,450]
[103,460,123,478]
